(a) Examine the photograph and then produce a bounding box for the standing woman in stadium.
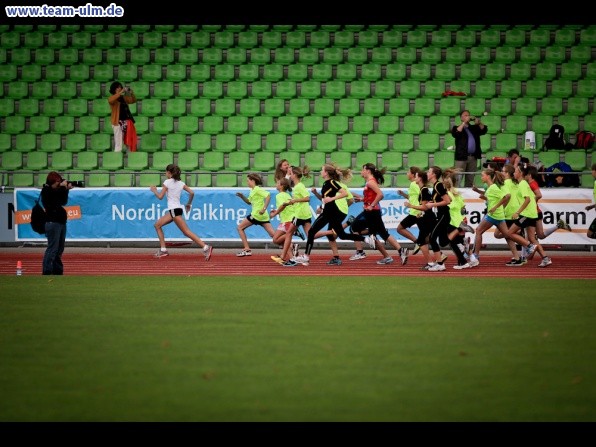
[41,171,73,275]
[150,164,213,260]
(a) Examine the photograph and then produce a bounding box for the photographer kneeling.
[41,171,74,275]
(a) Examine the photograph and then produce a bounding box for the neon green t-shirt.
[517,179,538,219]
[248,185,270,222]
[275,191,293,223]
[486,183,506,220]
[335,181,352,215]
[406,181,421,216]
[448,191,465,227]
[501,178,520,220]
[291,181,312,220]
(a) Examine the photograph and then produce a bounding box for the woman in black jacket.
[41,171,73,275]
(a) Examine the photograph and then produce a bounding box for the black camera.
[66,180,85,187]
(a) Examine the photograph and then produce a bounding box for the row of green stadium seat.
[0,131,590,155]
[2,113,593,137]
[3,61,595,83]
[2,26,594,49]
[3,79,595,100]
[2,45,593,67]
[2,97,592,122]
[2,149,591,173]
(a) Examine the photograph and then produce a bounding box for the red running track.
[1,251,595,278]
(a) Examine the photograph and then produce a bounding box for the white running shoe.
[236,249,252,257]
[294,255,310,266]
[376,257,394,265]
[428,263,446,271]
[399,248,409,265]
[453,263,471,270]
[538,256,553,268]
[349,251,367,261]
[154,250,169,258]
[203,244,213,261]
[364,235,377,249]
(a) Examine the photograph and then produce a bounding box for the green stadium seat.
[341,134,363,152]
[264,134,286,153]
[277,116,299,134]
[336,63,357,81]
[493,46,516,64]
[406,152,429,170]
[495,133,518,152]
[329,152,352,169]
[390,133,413,153]
[518,46,541,64]
[20,65,42,82]
[469,47,491,64]
[413,97,435,116]
[164,98,186,117]
[403,116,424,134]
[12,173,34,187]
[398,81,420,99]
[227,116,249,135]
[149,152,174,172]
[177,152,199,172]
[438,97,462,117]
[79,81,101,100]
[55,81,77,99]
[249,47,270,65]
[238,134,261,153]
[443,133,456,151]
[540,97,563,116]
[178,82,199,99]
[290,133,312,153]
[550,80,573,98]
[576,80,596,98]
[288,98,310,117]
[138,134,162,152]
[384,63,406,81]
[252,116,273,134]
[0,65,17,82]
[49,151,73,170]
[214,173,238,187]
[417,134,440,153]
[177,48,198,65]
[89,134,111,152]
[114,173,134,187]
[189,134,211,153]
[309,30,330,48]
[71,31,92,48]
[315,134,337,153]
[286,31,306,48]
[8,81,29,99]
[559,61,582,81]
[530,115,553,135]
[313,98,334,117]
[570,45,591,63]
[77,116,99,134]
[567,97,589,116]
[557,115,579,135]
[533,62,556,81]
[251,81,272,99]
[277,151,301,168]
[64,98,87,117]
[378,152,402,173]
[37,134,60,153]
[322,47,344,65]
[564,151,587,171]
[276,47,298,64]
[34,48,54,65]
[302,116,324,134]
[214,98,236,117]
[363,133,387,153]
[542,45,565,64]
[286,63,308,81]
[56,48,77,66]
[17,98,39,116]
[338,98,359,116]
[503,28,526,46]
[105,48,126,66]
[525,80,547,99]
[137,173,161,187]
[4,116,25,134]
[355,151,378,168]
[252,152,275,172]
[505,115,528,134]
[163,134,185,153]
[377,116,399,134]
[459,63,481,81]
[237,31,258,49]
[87,173,111,187]
[373,80,395,99]
[212,64,233,82]
[479,28,501,47]
[238,98,260,117]
[300,81,322,99]
[0,98,15,117]
[528,27,550,47]
[188,65,210,82]
[346,47,367,64]
[327,116,349,134]
[490,97,512,116]
[515,97,537,116]
[499,80,522,98]
[385,98,408,117]
[201,116,223,135]
[352,116,373,134]
[1,151,23,170]
[305,151,327,169]
[75,151,99,171]
[44,65,66,82]
[538,151,561,168]
[381,29,401,47]
[464,97,486,117]
[324,80,346,99]
[434,63,456,81]
[433,150,455,168]
[311,63,333,81]
[63,134,86,152]
[370,47,392,64]
[483,62,506,81]
[14,134,35,152]
[140,64,163,82]
[139,98,161,117]
[474,80,496,98]
[126,152,149,172]
[362,98,385,117]
[133,116,148,134]
[480,115,502,134]
[276,81,297,99]
[429,115,451,134]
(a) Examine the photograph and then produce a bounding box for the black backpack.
[543,124,566,150]
[30,192,47,234]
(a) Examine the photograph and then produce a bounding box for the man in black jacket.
[452,110,488,187]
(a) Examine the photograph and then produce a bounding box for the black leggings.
[305,209,364,255]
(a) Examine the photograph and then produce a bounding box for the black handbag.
[30,192,47,234]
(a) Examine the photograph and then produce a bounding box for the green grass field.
[0,276,594,422]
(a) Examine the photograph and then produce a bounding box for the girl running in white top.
[150,164,213,260]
